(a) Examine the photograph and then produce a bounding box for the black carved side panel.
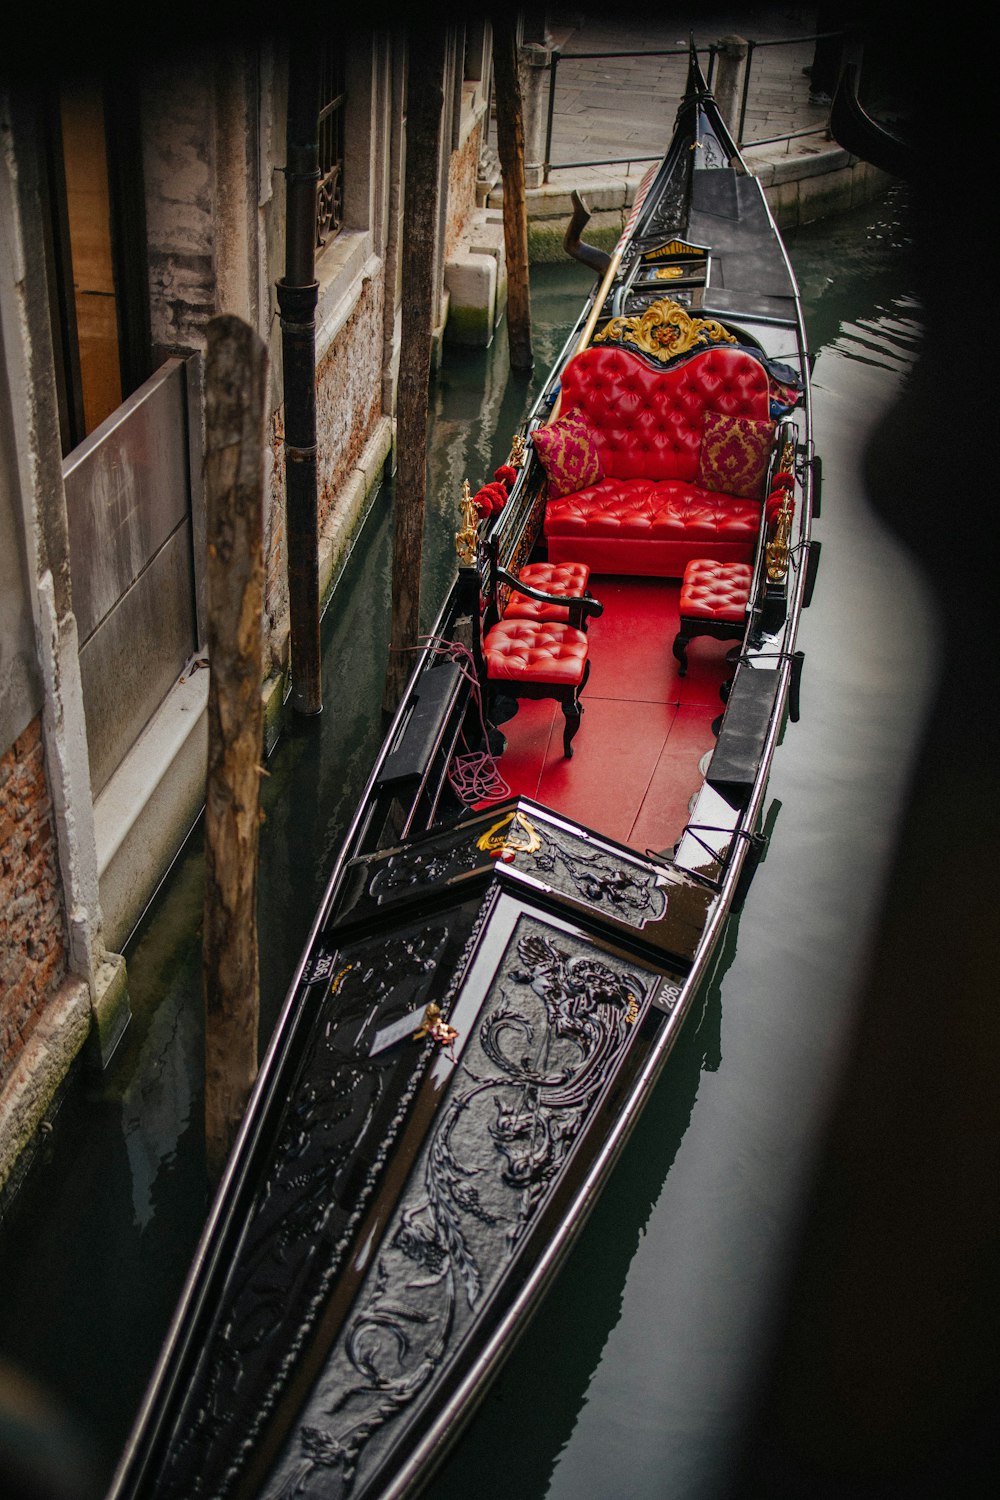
[333,802,669,935]
[624,285,697,313]
[262,914,657,1499]
[331,821,492,927]
[517,819,668,924]
[635,154,691,242]
[148,910,480,1500]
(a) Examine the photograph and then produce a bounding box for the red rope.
[417,635,510,805]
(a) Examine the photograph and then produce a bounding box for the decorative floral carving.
[594,296,736,363]
[525,823,668,924]
[639,162,689,239]
[266,917,653,1499]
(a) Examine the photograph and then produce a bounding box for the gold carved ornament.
[641,238,707,262]
[765,440,796,583]
[413,1002,459,1049]
[455,432,526,564]
[475,809,542,859]
[455,479,479,566]
[765,499,793,582]
[593,297,736,363]
[507,432,526,470]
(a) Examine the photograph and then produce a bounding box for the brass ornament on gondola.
[766,498,793,582]
[593,297,736,362]
[766,441,796,582]
[455,479,479,565]
[412,1002,459,1048]
[475,809,542,857]
[641,238,707,262]
[508,432,526,469]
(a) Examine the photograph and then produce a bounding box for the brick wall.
[445,118,483,261]
[0,717,69,1087]
[315,273,385,522]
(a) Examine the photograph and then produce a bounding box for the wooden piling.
[492,13,534,372]
[203,314,268,1186]
[383,27,448,716]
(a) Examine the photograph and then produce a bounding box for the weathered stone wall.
[445,113,483,262]
[315,272,385,523]
[141,60,217,359]
[0,716,68,1086]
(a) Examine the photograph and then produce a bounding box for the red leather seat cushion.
[504,560,591,623]
[679,559,753,621]
[484,620,589,686]
[545,478,760,544]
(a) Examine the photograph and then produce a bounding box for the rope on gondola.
[416,635,511,805]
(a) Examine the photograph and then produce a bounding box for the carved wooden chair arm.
[496,567,604,630]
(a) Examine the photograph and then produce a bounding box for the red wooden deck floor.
[488,578,732,853]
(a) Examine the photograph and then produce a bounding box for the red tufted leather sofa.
[542,345,772,577]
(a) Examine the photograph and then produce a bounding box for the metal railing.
[540,31,840,183]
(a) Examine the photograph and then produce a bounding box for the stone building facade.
[0,16,506,1199]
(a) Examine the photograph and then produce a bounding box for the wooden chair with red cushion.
[500,560,599,630]
[481,617,591,757]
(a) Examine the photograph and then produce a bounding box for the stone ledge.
[745,141,851,187]
[315,236,379,357]
[444,207,509,348]
[0,976,91,1206]
[93,667,209,952]
[318,415,394,603]
[87,950,130,1069]
[491,172,636,222]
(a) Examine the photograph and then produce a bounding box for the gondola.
[110,48,818,1500]
[829,59,914,181]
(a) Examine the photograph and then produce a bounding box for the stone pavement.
[543,7,828,181]
[489,7,895,257]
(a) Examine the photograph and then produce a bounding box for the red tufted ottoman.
[503,560,595,627]
[483,618,590,757]
[671,559,752,676]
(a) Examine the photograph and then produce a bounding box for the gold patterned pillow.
[696,411,774,499]
[532,408,604,499]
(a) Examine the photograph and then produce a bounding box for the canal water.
[0,183,932,1499]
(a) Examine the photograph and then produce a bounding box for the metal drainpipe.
[278,43,322,715]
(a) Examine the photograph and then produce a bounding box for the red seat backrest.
[559,345,771,484]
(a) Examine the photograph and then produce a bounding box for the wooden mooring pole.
[383,26,448,716]
[492,12,534,372]
[203,314,268,1186]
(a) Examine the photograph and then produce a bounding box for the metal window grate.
[316,48,345,249]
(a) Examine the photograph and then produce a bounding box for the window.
[316,47,346,250]
[40,78,151,456]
